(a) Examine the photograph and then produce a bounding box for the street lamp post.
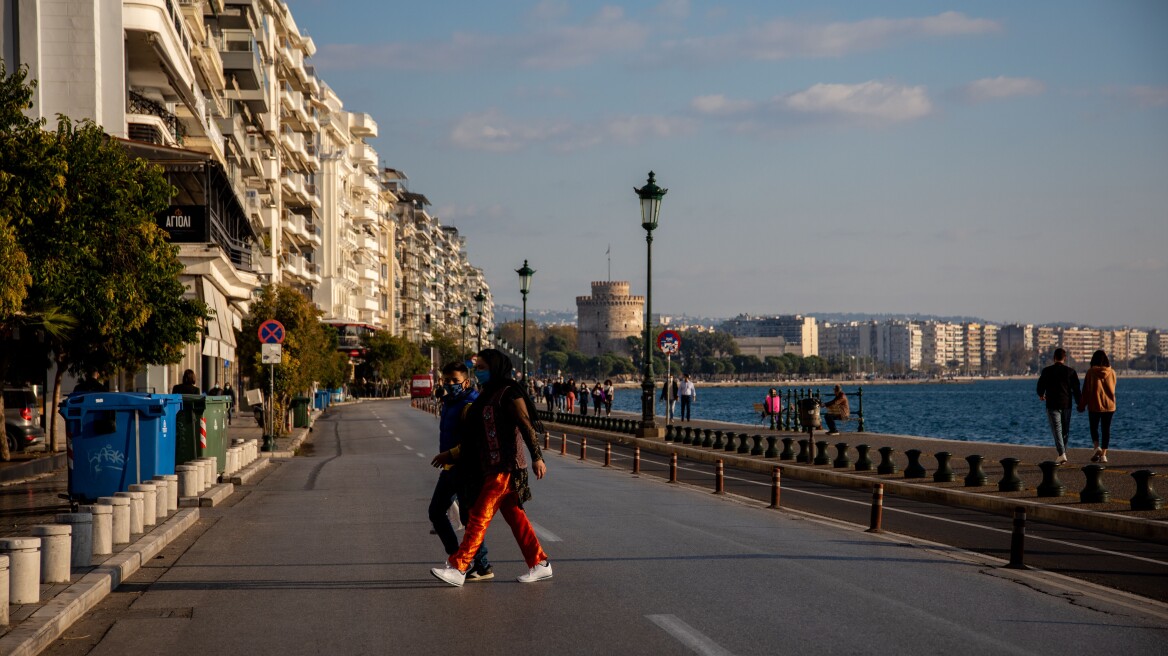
[635,171,667,438]
[474,289,487,353]
[516,260,535,382]
[459,307,469,359]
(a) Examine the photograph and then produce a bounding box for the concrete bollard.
[877,447,898,475]
[97,496,131,545]
[779,437,795,461]
[0,555,7,625]
[156,474,179,513]
[854,444,873,471]
[1079,465,1111,504]
[177,465,200,498]
[30,525,72,583]
[998,457,1024,492]
[965,455,988,487]
[833,443,851,469]
[1036,461,1065,497]
[904,449,927,479]
[115,491,144,535]
[129,482,157,528]
[206,456,218,484]
[0,537,42,604]
[55,512,94,568]
[933,452,956,483]
[83,504,113,555]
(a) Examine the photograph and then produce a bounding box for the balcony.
[220,29,262,90]
[305,222,323,248]
[305,261,322,285]
[360,233,379,252]
[128,91,185,146]
[349,112,378,139]
[361,265,379,282]
[282,211,307,240]
[350,141,376,167]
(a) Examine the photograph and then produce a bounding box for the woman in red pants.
[431,348,552,586]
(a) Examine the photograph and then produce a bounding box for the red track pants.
[449,471,548,572]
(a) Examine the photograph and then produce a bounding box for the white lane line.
[530,521,562,542]
[594,449,1168,568]
[404,445,413,451]
[417,453,426,458]
[646,615,734,656]
[394,437,401,442]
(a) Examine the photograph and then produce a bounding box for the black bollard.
[764,436,778,459]
[680,426,692,445]
[1036,461,1065,497]
[779,437,795,461]
[904,449,927,479]
[854,444,873,472]
[1079,465,1110,504]
[701,428,714,448]
[933,452,956,483]
[833,443,851,469]
[813,440,830,465]
[664,425,674,442]
[1130,470,1164,511]
[750,435,764,457]
[724,432,738,453]
[738,433,753,455]
[998,457,1024,492]
[712,430,725,450]
[1006,507,1028,570]
[877,447,898,475]
[796,439,811,463]
[964,455,988,487]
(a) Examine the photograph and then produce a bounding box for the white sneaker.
[1055,454,1068,465]
[517,560,553,583]
[1101,454,1108,463]
[430,563,466,587]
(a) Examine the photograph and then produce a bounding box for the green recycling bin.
[175,395,231,473]
[292,396,311,428]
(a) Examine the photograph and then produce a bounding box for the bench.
[753,402,780,426]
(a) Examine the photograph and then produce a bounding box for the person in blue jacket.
[428,361,492,580]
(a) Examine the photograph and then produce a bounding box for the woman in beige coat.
[1078,350,1117,463]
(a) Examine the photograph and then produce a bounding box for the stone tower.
[576,281,644,357]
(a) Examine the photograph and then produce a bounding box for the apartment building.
[817,321,874,363]
[919,322,964,371]
[721,315,819,357]
[875,321,922,372]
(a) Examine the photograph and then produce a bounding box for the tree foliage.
[365,329,427,386]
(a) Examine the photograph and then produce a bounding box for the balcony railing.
[127,90,185,144]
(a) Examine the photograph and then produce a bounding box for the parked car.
[4,387,46,453]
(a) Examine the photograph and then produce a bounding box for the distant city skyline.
[289,1,1168,328]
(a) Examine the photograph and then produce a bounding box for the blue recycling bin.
[330,388,344,403]
[313,390,330,410]
[59,392,183,503]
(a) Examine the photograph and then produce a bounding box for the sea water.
[606,377,1167,453]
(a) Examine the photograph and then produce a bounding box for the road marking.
[404,445,413,451]
[530,521,561,542]
[417,453,426,458]
[395,437,401,442]
[646,615,734,656]
[387,430,395,435]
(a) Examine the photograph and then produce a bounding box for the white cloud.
[1125,85,1168,109]
[960,76,1046,103]
[529,0,569,22]
[317,6,646,72]
[448,110,695,152]
[654,0,690,21]
[691,94,756,115]
[660,11,1001,64]
[782,82,932,122]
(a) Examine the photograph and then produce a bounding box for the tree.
[365,329,427,389]
[425,329,461,369]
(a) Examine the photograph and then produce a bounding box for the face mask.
[475,369,491,385]
[444,383,463,396]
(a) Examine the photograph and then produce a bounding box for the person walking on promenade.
[1079,349,1116,464]
[72,371,108,393]
[678,374,696,421]
[171,369,201,395]
[543,379,555,412]
[430,349,551,587]
[223,382,236,425]
[1037,347,1082,464]
[592,382,605,416]
[764,388,783,430]
[578,381,590,416]
[428,362,492,580]
[603,379,615,416]
[565,377,576,414]
[823,385,850,435]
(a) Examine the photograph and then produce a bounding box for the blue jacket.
[439,388,479,452]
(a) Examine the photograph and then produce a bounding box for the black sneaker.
[466,566,495,581]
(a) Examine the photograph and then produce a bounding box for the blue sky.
[288,1,1168,329]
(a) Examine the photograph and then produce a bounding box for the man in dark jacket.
[1036,348,1081,464]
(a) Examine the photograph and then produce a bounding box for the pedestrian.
[578,381,590,416]
[207,382,222,396]
[171,369,201,395]
[678,374,696,421]
[1037,347,1082,464]
[660,376,677,420]
[822,385,849,435]
[543,378,555,412]
[764,388,782,429]
[1078,349,1116,464]
[565,377,576,414]
[428,362,492,580]
[592,382,605,416]
[72,371,108,394]
[430,349,551,587]
[223,382,236,425]
[603,379,615,416]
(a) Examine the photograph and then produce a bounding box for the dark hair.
[1090,349,1110,367]
[441,361,469,376]
[475,349,514,385]
[182,369,197,385]
[1053,348,1067,361]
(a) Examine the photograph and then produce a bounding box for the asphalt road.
[42,399,1168,655]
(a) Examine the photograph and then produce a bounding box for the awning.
[201,278,238,362]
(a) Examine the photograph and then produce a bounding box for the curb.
[0,453,67,486]
[550,423,1168,544]
[0,508,200,656]
[228,457,272,486]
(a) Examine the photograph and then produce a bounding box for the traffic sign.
[258,319,285,344]
[261,343,282,364]
[657,330,681,355]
